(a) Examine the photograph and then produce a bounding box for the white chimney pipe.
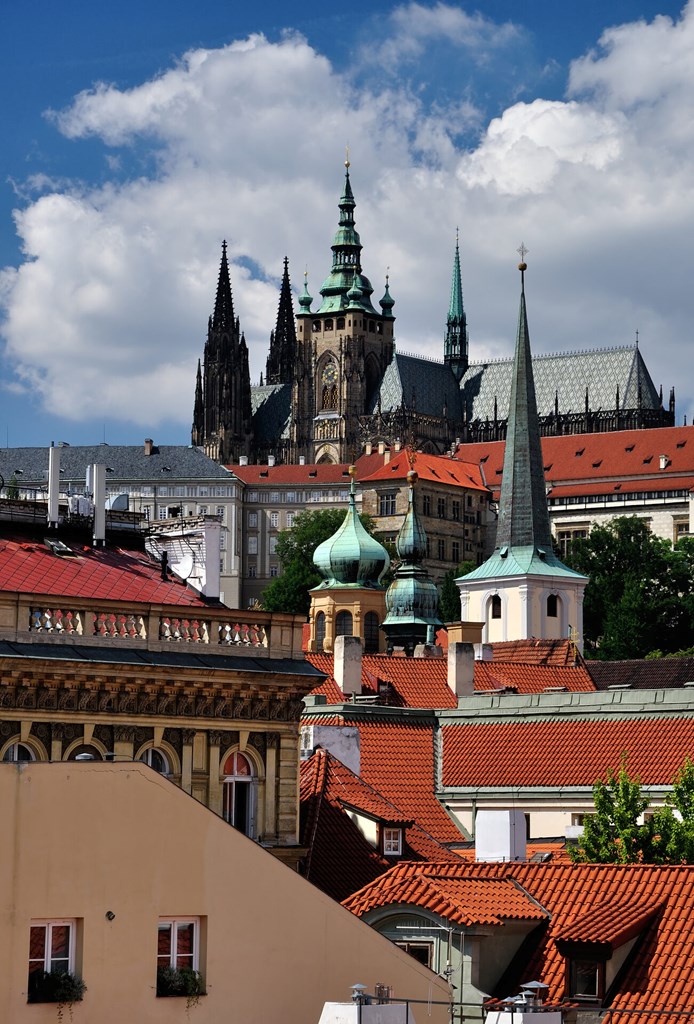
[448,642,475,698]
[334,635,362,694]
[239,455,248,467]
[47,444,61,528]
[92,464,106,546]
[268,455,276,467]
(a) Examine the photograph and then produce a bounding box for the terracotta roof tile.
[360,450,488,491]
[442,717,694,787]
[0,538,207,606]
[588,658,694,690]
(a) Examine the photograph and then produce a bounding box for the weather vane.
[517,242,529,262]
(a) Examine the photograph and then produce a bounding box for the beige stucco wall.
[0,761,450,1024]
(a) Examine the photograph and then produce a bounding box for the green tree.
[6,473,19,499]
[651,758,694,864]
[260,508,378,616]
[565,517,694,659]
[438,562,476,622]
[570,758,652,863]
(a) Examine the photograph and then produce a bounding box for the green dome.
[313,471,390,588]
[298,274,313,312]
[379,277,395,318]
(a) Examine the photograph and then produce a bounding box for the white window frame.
[157,917,200,973]
[29,919,76,976]
[383,827,403,856]
[248,512,258,527]
[3,741,35,762]
[270,512,279,528]
[286,511,295,528]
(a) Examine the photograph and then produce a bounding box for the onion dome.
[379,275,395,319]
[313,467,390,588]
[346,271,363,308]
[382,467,442,654]
[298,272,313,312]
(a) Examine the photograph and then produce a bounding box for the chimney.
[47,443,61,529]
[365,442,372,455]
[475,809,527,862]
[660,454,669,470]
[448,642,475,697]
[92,464,106,546]
[268,455,276,467]
[378,441,385,455]
[144,438,154,456]
[239,455,248,466]
[394,440,402,452]
[299,456,306,465]
[334,635,362,694]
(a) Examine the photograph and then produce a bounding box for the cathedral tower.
[291,161,395,464]
[191,242,252,464]
[266,257,296,386]
[444,230,468,382]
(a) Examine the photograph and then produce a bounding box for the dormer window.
[383,827,403,856]
[569,959,602,1001]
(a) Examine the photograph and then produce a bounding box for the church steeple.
[266,257,297,385]
[316,160,378,315]
[192,359,204,445]
[212,240,235,332]
[444,229,468,382]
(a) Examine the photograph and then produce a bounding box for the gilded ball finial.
[517,242,529,272]
[518,262,527,272]
[348,464,357,478]
[407,469,418,486]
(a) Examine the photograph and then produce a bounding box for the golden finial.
[345,144,350,169]
[348,464,357,478]
[517,242,529,271]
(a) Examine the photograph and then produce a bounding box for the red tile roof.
[344,861,694,1019]
[306,650,594,707]
[442,717,694,787]
[487,639,581,666]
[361,450,488,491]
[227,451,388,486]
[300,748,461,903]
[588,658,694,690]
[457,425,694,498]
[0,537,207,606]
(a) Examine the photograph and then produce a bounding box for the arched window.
[324,318,334,331]
[335,610,353,637]
[67,744,103,761]
[336,317,345,330]
[364,611,380,653]
[139,747,171,775]
[312,320,321,333]
[491,595,502,620]
[315,611,326,652]
[2,741,35,762]
[547,594,558,618]
[222,752,255,837]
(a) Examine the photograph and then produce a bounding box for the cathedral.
[192,164,675,466]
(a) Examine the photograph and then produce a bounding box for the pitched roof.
[0,444,233,483]
[0,537,208,606]
[249,383,291,442]
[300,748,461,903]
[441,716,694,787]
[373,352,464,420]
[588,658,694,690]
[227,451,388,485]
[457,425,694,498]
[360,450,487,491]
[344,860,694,1018]
[474,662,594,693]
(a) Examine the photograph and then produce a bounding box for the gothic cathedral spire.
[191,241,252,463]
[444,229,468,382]
[266,257,296,385]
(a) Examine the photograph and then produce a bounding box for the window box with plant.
[157,918,204,1009]
[28,920,86,1020]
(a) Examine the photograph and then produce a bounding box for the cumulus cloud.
[1,3,694,436]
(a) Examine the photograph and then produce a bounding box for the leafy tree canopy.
[260,507,379,616]
[565,517,694,659]
[438,562,476,623]
[570,757,694,864]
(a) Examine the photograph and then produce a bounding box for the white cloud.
[1,4,694,435]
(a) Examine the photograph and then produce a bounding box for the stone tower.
[191,242,253,464]
[291,162,395,464]
[444,230,468,383]
[266,257,296,386]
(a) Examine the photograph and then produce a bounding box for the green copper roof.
[379,277,395,318]
[312,472,390,589]
[316,165,379,316]
[444,231,468,382]
[382,474,442,651]
[463,261,586,585]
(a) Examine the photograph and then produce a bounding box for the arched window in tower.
[491,595,502,619]
[335,610,353,637]
[336,317,345,331]
[222,751,255,837]
[315,611,326,652]
[547,594,558,618]
[364,611,380,653]
[321,361,339,410]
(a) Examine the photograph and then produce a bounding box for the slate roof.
[372,353,463,419]
[588,658,694,690]
[441,716,694,788]
[0,536,207,606]
[300,748,461,903]
[249,383,291,442]
[0,445,233,484]
[360,450,488,491]
[457,425,694,499]
[461,345,661,422]
[345,860,694,1019]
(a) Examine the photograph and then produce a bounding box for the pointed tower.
[381,465,443,656]
[266,257,296,385]
[291,159,395,464]
[457,253,588,649]
[308,466,390,653]
[444,230,468,382]
[191,242,253,463]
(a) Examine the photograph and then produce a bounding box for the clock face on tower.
[322,362,338,385]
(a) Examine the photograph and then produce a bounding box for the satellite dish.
[171,554,195,581]
[106,493,129,511]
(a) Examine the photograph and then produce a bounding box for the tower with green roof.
[457,254,588,650]
[444,230,468,382]
[291,160,396,464]
[308,466,391,654]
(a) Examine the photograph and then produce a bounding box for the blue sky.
[0,1,691,448]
